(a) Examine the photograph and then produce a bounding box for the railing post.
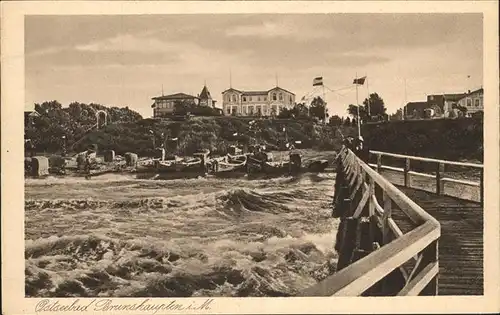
[381,190,392,245]
[480,167,484,206]
[436,162,444,196]
[376,154,382,173]
[404,158,411,187]
[418,240,439,296]
[367,176,378,245]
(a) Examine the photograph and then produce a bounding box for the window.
[475,99,480,107]
[226,106,231,114]
[232,106,237,115]
[289,96,293,104]
[256,106,262,115]
[467,98,472,107]
[249,106,254,115]
[279,93,283,101]
[258,97,261,101]
[226,95,230,102]
[272,93,277,101]
[249,96,252,102]
[243,96,247,102]
[243,106,247,115]
[264,97,267,101]
[232,95,236,102]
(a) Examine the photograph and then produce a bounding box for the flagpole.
[366,74,371,118]
[356,73,361,137]
[322,82,327,125]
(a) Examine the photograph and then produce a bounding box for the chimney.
[468,90,471,94]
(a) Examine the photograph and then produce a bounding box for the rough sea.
[25,172,339,298]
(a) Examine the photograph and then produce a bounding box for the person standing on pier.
[354,136,369,163]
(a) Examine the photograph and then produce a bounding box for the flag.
[313,77,323,86]
[353,76,367,85]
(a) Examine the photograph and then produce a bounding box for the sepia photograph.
[2,1,500,314]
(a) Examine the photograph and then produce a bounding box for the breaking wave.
[25,174,338,297]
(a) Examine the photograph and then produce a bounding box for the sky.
[25,14,483,118]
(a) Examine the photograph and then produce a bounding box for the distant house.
[24,110,40,125]
[457,88,483,117]
[404,101,428,119]
[426,93,466,118]
[151,93,199,118]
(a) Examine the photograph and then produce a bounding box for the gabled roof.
[268,86,295,96]
[443,93,467,101]
[467,88,483,95]
[24,110,40,118]
[199,85,212,99]
[152,93,198,100]
[222,88,242,94]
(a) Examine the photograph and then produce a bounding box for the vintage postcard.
[2,1,499,314]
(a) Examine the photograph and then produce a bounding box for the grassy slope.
[76,117,358,156]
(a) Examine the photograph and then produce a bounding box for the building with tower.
[198,84,216,107]
[151,84,217,118]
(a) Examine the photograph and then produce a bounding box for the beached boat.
[210,153,248,178]
[134,150,209,179]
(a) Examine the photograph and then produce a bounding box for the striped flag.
[353,76,367,85]
[313,77,323,86]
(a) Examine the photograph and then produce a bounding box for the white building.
[221,86,295,117]
[457,88,483,116]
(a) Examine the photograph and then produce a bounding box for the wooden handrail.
[370,150,483,169]
[299,147,441,296]
[369,150,483,205]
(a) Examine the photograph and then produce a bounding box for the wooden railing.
[368,150,484,205]
[299,147,441,296]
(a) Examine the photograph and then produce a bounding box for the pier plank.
[395,186,483,296]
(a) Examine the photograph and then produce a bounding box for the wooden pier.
[299,147,483,296]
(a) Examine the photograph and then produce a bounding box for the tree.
[344,117,351,126]
[389,109,403,121]
[277,107,293,119]
[347,104,368,122]
[456,105,468,117]
[173,100,195,116]
[329,115,342,126]
[448,108,458,119]
[363,93,387,120]
[291,103,309,119]
[310,97,328,121]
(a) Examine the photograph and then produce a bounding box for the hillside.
[25,101,357,156]
[25,101,143,153]
[362,117,483,162]
[74,117,357,156]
